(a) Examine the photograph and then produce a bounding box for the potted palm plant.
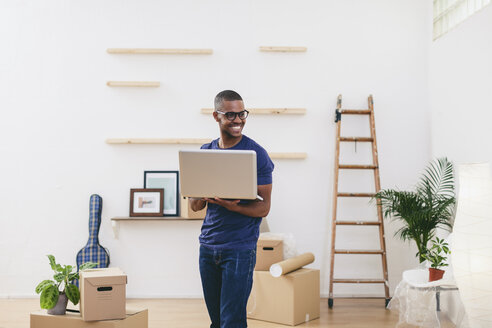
[35,255,97,315]
[373,157,455,263]
[424,237,451,281]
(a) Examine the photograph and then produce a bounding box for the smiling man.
[190,90,274,328]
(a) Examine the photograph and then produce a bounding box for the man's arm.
[205,184,272,218]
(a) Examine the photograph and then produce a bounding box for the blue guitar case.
[76,194,110,285]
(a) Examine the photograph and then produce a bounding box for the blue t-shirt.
[199,135,274,250]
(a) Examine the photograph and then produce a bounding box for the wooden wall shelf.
[269,152,307,159]
[107,81,160,87]
[259,46,307,52]
[107,48,213,55]
[106,138,212,145]
[111,216,202,239]
[201,108,306,115]
[106,139,306,159]
[112,216,202,221]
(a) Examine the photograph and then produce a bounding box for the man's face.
[214,100,246,138]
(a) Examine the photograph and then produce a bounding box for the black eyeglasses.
[216,110,249,121]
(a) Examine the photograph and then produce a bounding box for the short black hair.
[214,90,243,111]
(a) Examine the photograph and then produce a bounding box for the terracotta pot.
[47,292,68,315]
[428,268,445,282]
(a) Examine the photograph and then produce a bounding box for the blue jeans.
[199,245,256,328]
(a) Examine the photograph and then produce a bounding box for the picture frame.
[130,188,164,217]
[144,171,179,216]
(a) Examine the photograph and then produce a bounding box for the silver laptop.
[179,149,259,200]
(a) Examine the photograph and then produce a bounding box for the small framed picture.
[130,188,164,217]
[144,171,179,216]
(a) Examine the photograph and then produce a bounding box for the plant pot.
[429,268,445,282]
[47,292,68,315]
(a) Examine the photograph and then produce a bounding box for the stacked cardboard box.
[249,244,320,326]
[80,268,127,321]
[30,268,148,328]
[255,236,283,271]
[30,309,148,328]
[247,268,320,326]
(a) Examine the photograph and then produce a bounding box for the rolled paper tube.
[269,252,315,277]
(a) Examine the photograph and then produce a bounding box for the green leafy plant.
[35,255,97,309]
[423,237,451,270]
[373,157,455,263]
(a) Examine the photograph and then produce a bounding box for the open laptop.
[179,149,262,200]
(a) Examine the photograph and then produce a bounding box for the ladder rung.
[333,279,386,284]
[339,165,377,169]
[336,221,381,226]
[339,137,374,142]
[341,109,371,115]
[337,193,376,197]
[335,249,384,255]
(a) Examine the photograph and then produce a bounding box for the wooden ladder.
[328,94,390,308]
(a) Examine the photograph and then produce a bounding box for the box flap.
[257,239,283,248]
[86,275,127,286]
[80,267,124,277]
[81,267,127,286]
[258,236,282,242]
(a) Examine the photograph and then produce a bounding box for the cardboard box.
[255,237,283,271]
[247,268,320,326]
[180,195,207,219]
[30,309,148,328]
[80,268,127,321]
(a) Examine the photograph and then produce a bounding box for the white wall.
[430,4,492,164]
[0,0,432,298]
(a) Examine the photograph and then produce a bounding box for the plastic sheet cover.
[388,268,465,328]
